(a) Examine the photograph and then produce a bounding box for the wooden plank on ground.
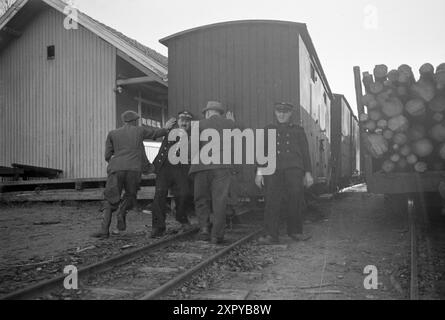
[0,187,156,202]
[0,167,24,177]
[11,163,62,179]
[0,175,156,186]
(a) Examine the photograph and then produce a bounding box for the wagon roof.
[160,20,332,97]
[0,0,168,82]
[334,93,358,121]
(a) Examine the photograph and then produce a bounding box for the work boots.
[197,226,211,241]
[116,210,127,231]
[180,222,194,232]
[288,233,312,242]
[150,227,166,238]
[91,208,112,239]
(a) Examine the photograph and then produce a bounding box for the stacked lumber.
[360,63,445,173]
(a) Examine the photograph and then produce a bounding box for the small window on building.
[323,92,327,105]
[310,64,316,82]
[47,45,55,60]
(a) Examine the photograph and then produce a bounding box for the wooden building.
[160,20,333,194]
[331,94,360,189]
[0,0,168,179]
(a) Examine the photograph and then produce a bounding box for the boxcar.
[330,94,361,190]
[160,20,333,196]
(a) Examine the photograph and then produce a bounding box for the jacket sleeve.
[141,143,151,174]
[256,125,271,170]
[142,126,168,140]
[299,128,312,173]
[104,132,114,163]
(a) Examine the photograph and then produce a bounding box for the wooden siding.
[331,94,359,186]
[299,35,331,181]
[163,22,303,195]
[0,6,116,178]
[166,22,300,128]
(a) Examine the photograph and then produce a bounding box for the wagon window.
[310,64,316,82]
[47,45,55,60]
[342,104,351,136]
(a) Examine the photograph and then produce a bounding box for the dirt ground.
[166,185,412,300]
[0,185,413,299]
[0,201,165,265]
[246,185,410,300]
[0,200,191,294]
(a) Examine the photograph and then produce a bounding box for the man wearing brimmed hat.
[150,110,195,238]
[91,110,176,239]
[190,101,237,244]
[255,102,314,245]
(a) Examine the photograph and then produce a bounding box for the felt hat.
[202,101,226,114]
[121,110,140,122]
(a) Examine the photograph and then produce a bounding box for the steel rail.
[408,197,418,300]
[139,228,263,300]
[1,228,199,300]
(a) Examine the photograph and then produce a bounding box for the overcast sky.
[73,0,445,115]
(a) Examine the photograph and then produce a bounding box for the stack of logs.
[360,63,445,173]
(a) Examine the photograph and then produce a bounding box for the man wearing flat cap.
[150,110,195,238]
[255,102,314,244]
[190,101,237,244]
[91,110,176,239]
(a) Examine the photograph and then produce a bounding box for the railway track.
[407,198,418,300]
[408,196,445,300]
[1,211,262,300]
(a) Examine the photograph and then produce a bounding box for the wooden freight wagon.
[160,20,333,196]
[331,94,361,190]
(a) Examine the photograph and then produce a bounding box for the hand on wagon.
[164,117,177,130]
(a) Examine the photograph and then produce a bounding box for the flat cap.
[274,102,295,112]
[178,110,194,120]
[121,110,140,122]
[202,101,226,114]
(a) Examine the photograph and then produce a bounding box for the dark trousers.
[152,164,190,229]
[226,173,241,215]
[264,167,305,239]
[194,169,232,239]
[104,170,141,210]
[101,170,141,231]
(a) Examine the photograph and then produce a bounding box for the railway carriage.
[160,20,334,196]
[330,94,361,190]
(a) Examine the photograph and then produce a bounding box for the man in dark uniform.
[91,111,176,239]
[191,101,236,244]
[255,102,314,244]
[150,111,194,238]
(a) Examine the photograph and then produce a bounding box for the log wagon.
[354,64,445,203]
[354,63,445,299]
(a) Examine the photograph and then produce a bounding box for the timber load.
[359,63,445,173]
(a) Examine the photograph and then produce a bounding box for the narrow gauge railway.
[1,211,262,300]
[410,201,445,299]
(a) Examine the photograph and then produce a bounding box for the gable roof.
[160,20,332,98]
[333,93,357,120]
[88,15,168,69]
[0,0,168,84]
